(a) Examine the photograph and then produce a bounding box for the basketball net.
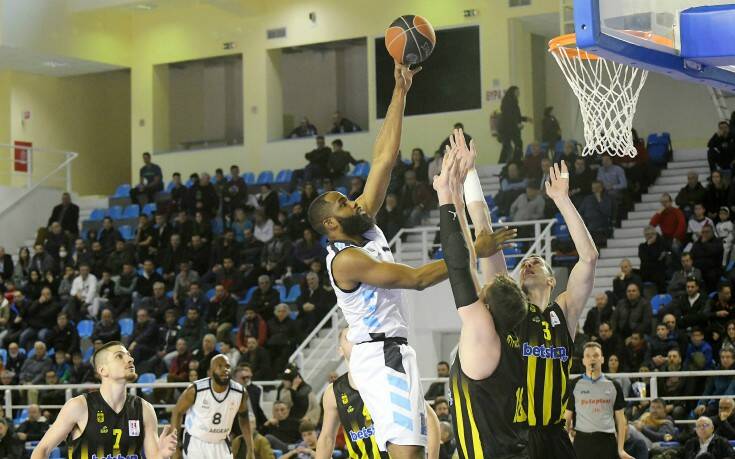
[549,34,648,158]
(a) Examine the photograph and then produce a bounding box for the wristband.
[464,169,485,203]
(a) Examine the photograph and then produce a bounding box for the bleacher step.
[606,238,643,249]
[621,218,652,229]
[660,166,709,177]
[596,257,639,268]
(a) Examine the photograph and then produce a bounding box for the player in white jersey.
[171,355,254,459]
[307,62,448,459]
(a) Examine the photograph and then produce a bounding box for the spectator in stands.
[427,148,444,185]
[212,228,241,264]
[541,106,561,144]
[47,192,80,236]
[650,193,687,251]
[242,336,273,380]
[69,351,94,384]
[105,240,133,276]
[683,416,733,459]
[44,222,70,261]
[188,235,210,276]
[668,278,710,331]
[622,331,648,371]
[668,253,704,299]
[253,209,274,244]
[687,203,715,244]
[267,303,297,373]
[91,308,121,343]
[376,193,404,243]
[706,121,734,173]
[233,416,273,459]
[675,171,706,216]
[141,281,173,323]
[168,172,186,212]
[611,283,651,339]
[579,180,615,246]
[286,204,308,242]
[569,157,594,206]
[326,138,359,179]
[438,123,472,155]
[686,327,715,371]
[277,366,318,423]
[638,225,671,293]
[220,340,240,368]
[222,166,249,218]
[30,243,55,276]
[509,180,544,223]
[691,224,724,292]
[172,211,194,245]
[167,338,191,383]
[296,272,335,332]
[714,397,735,440]
[424,361,450,401]
[288,117,318,138]
[262,400,301,450]
[128,308,158,362]
[596,154,627,200]
[0,246,12,285]
[695,348,735,417]
[346,177,364,201]
[258,184,280,223]
[152,213,174,253]
[237,306,268,352]
[498,86,529,163]
[631,398,675,444]
[261,224,293,278]
[133,214,155,261]
[292,229,325,275]
[522,142,546,182]
[135,259,163,302]
[583,292,613,339]
[130,152,163,206]
[612,259,642,303]
[180,306,207,353]
[300,182,319,211]
[248,276,281,322]
[278,421,318,459]
[647,322,677,370]
[717,207,734,265]
[66,263,97,322]
[19,286,59,349]
[495,162,527,216]
[302,136,330,182]
[399,169,435,227]
[97,217,121,255]
[19,341,51,385]
[330,111,361,134]
[191,173,220,219]
[173,261,199,307]
[598,322,624,371]
[13,246,30,287]
[656,348,691,420]
[661,313,688,355]
[193,333,220,378]
[51,350,71,382]
[711,285,733,339]
[0,417,22,459]
[110,262,136,317]
[704,170,730,219]
[408,148,430,183]
[206,284,236,341]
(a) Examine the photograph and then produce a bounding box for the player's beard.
[125,369,138,383]
[337,213,374,236]
[213,373,230,386]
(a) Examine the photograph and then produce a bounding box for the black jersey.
[67,391,145,459]
[449,331,529,459]
[518,302,574,427]
[332,373,388,459]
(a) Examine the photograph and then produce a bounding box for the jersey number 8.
[213,413,222,425]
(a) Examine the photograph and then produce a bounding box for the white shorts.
[349,339,428,452]
[183,433,232,459]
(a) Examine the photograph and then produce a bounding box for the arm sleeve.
[439,204,479,308]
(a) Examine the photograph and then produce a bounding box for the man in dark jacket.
[206,284,237,342]
[0,246,13,284]
[46,312,79,355]
[303,136,331,181]
[128,308,158,362]
[684,416,733,459]
[0,418,23,459]
[690,225,724,292]
[18,287,60,350]
[242,336,273,380]
[583,292,614,339]
[706,121,735,173]
[668,253,704,299]
[15,404,48,442]
[611,283,652,338]
[47,192,80,236]
[638,226,671,293]
[675,171,707,216]
[249,275,281,322]
[579,180,615,246]
[180,306,207,352]
[260,224,293,278]
[663,278,710,330]
[97,217,122,255]
[266,304,296,373]
[714,397,735,440]
[327,139,360,179]
[296,272,336,332]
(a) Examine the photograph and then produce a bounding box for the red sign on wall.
[14,141,32,173]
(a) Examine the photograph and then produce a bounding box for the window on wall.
[272,38,368,140]
[153,54,243,153]
[375,26,481,118]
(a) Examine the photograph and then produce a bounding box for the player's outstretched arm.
[237,392,255,459]
[31,396,86,459]
[425,402,441,459]
[545,161,598,338]
[143,400,177,459]
[170,385,195,459]
[332,248,447,292]
[315,385,340,459]
[434,147,501,381]
[356,63,420,217]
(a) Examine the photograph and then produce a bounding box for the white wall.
[336,42,368,131]
[0,186,66,251]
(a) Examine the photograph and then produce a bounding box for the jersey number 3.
[213,413,222,425]
[541,321,551,341]
[113,428,122,450]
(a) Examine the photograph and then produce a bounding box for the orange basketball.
[385,15,436,65]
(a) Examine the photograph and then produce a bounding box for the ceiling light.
[43,61,68,68]
[133,3,157,10]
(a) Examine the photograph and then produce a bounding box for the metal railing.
[288,304,344,383]
[0,144,77,192]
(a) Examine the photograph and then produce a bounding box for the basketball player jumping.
[435,139,530,459]
[307,62,446,459]
[316,328,440,459]
[449,131,597,459]
[171,354,253,459]
[31,341,178,459]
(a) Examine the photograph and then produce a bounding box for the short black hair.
[719,121,729,127]
[437,361,449,368]
[91,341,124,370]
[316,135,325,141]
[142,152,151,157]
[173,172,181,177]
[332,139,343,147]
[308,192,332,236]
[583,341,602,352]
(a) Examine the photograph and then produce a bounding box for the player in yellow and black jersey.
[29,341,178,459]
[315,329,440,459]
[516,160,598,459]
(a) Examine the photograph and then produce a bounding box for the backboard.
[574,0,735,90]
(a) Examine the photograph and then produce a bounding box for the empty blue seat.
[647,132,672,164]
[256,170,274,185]
[290,190,302,206]
[123,204,140,219]
[113,184,131,198]
[240,286,258,304]
[89,208,107,221]
[119,225,134,241]
[348,162,370,178]
[142,203,157,216]
[77,320,94,339]
[286,284,301,303]
[320,235,329,248]
[206,288,216,300]
[14,408,28,425]
[137,372,156,394]
[242,172,256,185]
[83,346,94,362]
[433,249,444,260]
[119,318,134,337]
[275,285,287,302]
[109,205,124,220]
[651,294,672,316]
[178,316,186,327]
[0,349,6,366]
[279,192,290,207]
[275,169,292,184]
[503,246,523,269]
[554,224,571,241]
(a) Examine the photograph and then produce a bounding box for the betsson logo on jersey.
[522,342,568,362]
[349,425,376,441]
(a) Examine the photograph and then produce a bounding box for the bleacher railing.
[0,144,77,192]
[288,304,344,383]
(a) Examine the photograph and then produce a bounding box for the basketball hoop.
[548,33,668,158]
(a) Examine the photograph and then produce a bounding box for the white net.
[550,43,648,157]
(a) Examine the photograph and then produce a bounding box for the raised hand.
[158,425,177,458]
[545,160,570,202]
[433,145,458,194]
[394,62,422,93]
[448,128,476,178]
[474,228,517,258]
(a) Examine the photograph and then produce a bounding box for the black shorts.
[528,424,576,459]
[573,431,617,459]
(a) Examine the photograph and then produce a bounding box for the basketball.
[385,15,436,65]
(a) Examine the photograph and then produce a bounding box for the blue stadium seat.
[113,184,131,198]
[50,447,62,458]
[433,249,444,259]
[275,169,292,184]
[348,163,370,178]
[185,178,194,188]
[726,260,735,273]
[206,288,216,300]
[275,285,287,302]
[166,181,176,193]
[336,186,348,196]
[289,191,302,206]
[119,225,134,241]
[279,192,290,207]
[242,172,256,185]
[503,246,523,270]
[286,284,301,303]
[166,290,174,299]
[119,318,134,337]
[553,224,571,241]
[123,204,140,219]
[178,316,186,327]
[0,349,6,366]
[484,195,495,209]
[77,320,94,339]
[289,311,299,320]
[256,171,274,185]
[142,203,157,216]
[14,408,28,425]
[109,205,124,220]
[83,346,94,362]
[273,450,283,459]
[647,132,672,165]
[651,294,673,316]
[240,286,258,304]
[137,372,156,394]
[89,208,107,221]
